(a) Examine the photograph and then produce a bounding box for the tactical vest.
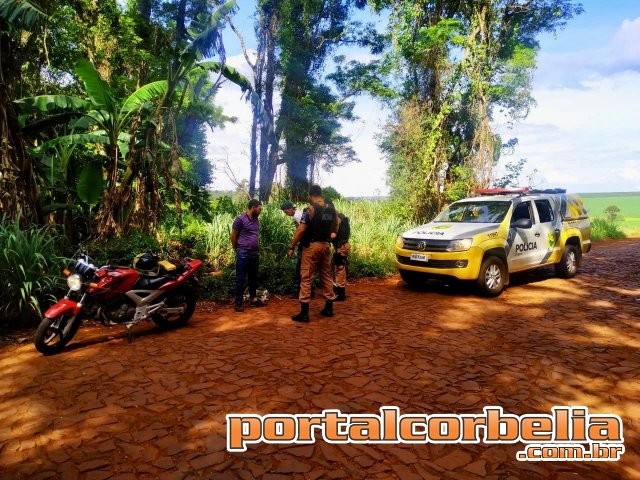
[303,202,336,246]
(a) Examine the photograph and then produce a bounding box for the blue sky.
[208,0,640,195]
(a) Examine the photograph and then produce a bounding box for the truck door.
[532,199,561,265]
[507,200,540,271]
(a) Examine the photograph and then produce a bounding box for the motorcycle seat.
[134,275,171,290]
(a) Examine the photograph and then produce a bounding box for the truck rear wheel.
[555,244,580,278]
[476,256,506,297]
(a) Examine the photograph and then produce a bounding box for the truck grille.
[402,238,450,252]
[397,256,468,269]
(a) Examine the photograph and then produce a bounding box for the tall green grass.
[0,217,68,327]
[160,199,415,300]
[590,218,626,241]
[333,199,414,277]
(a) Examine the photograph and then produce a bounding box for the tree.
[228,1,276,200]
[92,0,252,237]
[0,0,47,224]
[493,156,527,188]
[275,0,366,201]
[20,59,170,233]
[369,0,583,220]
[604,205,621,223]
[322,186,342,202]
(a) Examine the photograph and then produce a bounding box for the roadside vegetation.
[0,198,414,326]
[581,193,640,238]
[590,218,626,242]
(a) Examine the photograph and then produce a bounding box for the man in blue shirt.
[230,199,265,312]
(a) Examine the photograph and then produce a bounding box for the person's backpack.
[337,214,350,243]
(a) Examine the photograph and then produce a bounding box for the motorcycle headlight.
[446,238,473,252]
[396,235,404,248]
[67,274,83,291]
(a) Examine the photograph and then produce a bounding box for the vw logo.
[418,241,427,251]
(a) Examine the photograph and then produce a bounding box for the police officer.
[281,201,304,297]
[287,185,337,322]
[328,202,350,301]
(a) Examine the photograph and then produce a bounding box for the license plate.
[410,253,429,262]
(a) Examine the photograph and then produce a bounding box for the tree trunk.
[175,0,188,45]
[0,83,43,225]
[137,0,152,21]
[258,14,278,202]
[285,140,309,201]
[248,103,258,198]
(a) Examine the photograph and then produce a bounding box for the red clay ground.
[1,238,639,480]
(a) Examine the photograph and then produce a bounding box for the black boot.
[320,300,334,317]
[291,303,309,322]
[335,286,346,301]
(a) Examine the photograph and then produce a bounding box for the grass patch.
[590,218,626,241]
[160,199,415,299]
[581,193,640,237]
[0,217,68,327]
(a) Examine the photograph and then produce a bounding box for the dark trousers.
[235,251,259,305]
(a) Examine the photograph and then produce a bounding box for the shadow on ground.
[0,238,639,479]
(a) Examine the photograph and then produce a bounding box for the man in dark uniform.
[287,185,338,322]
[330,204,350,301]
[281,201,304,298]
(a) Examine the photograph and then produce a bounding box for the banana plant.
[13,60,169,226]
[33,60,168,167]
[93,0,260,236]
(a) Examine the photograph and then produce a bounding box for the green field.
[580,192,640,237]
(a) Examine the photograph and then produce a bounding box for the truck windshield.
[434,201,510,223]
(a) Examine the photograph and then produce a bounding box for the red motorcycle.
[34,252,202,355]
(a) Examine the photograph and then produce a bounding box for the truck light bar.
[474,187,567,196]
[528,188,567,194]
[475,187,530,195]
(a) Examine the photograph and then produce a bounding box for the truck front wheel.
[476,256,506,297]
[400,270,424,287]
[555,244,580,278]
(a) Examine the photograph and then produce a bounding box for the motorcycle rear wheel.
[34,313,81,355]
[152,287,197,330]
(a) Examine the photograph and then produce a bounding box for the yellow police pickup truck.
[395,188,591,296]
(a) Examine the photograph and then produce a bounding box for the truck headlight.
[396,235,404,248]
[446,238,473,252]
[67,274,82,291]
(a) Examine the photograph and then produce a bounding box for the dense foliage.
[335,0,584,220]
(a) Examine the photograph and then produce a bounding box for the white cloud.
[611,17,640,69]
[617,159,640,187]
[535,16,640,89]
[315,96,391,197]
[495,69,640,192]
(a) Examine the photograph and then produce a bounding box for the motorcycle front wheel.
[152,287,198,330]
[34,313,81,355]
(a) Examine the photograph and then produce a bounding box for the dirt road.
[1,239,639,479]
